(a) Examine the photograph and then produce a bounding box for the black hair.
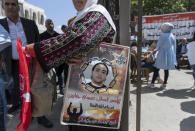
[131,41,137,47]
[2,0,19,5]
[61,25,67,30]
[92,63,109,75]
[45,19,53,25]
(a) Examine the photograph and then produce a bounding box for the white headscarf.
[71,0,116,31]
[161,23,174,33]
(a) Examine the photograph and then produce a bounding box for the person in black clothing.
[40,19,59,40]
[41,21,68,95]
[54,25,70,95]
[67,102,83,123]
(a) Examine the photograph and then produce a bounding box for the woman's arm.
[29,12,115,72]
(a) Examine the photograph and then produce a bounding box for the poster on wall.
[135,12,195,40]
[60,42,130,129]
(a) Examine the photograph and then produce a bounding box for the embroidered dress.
[34,12,115,73]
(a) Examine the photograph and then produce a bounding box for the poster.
[135,12,195,40]
[60,43,130,129]
[187,41,195,65]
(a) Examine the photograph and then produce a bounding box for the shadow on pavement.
[130,86,164,94]
[180,116,195,131]
[156,89,195,99]
[180,100,195,114]
[185,71,193,75]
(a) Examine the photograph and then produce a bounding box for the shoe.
[148,84,155,88]
[160,84,167,89]
[8,105,20,114]
[37,116,53,128]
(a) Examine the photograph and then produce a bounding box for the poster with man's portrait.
[60,43,130,129]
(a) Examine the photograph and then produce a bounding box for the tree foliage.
[131,0,195,20]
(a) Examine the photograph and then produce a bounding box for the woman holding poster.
[25,0,118,130]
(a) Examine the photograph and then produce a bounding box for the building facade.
[0,0,46,33]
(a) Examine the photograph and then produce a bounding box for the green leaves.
[131,0,195,20]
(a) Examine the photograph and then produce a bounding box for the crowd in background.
[130,24,195,90]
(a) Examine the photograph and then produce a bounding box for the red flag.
[16,38,32,131]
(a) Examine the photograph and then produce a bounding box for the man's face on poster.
[91,63,108,86]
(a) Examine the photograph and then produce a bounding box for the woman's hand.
[25,44,36,57]
[67,56,83,66]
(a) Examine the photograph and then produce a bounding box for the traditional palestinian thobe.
[33,0,120,130]
[34,11,116,73]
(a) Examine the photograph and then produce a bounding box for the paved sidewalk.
[6,94,68,131]
[129,69,195,131]
[6,69,195,131]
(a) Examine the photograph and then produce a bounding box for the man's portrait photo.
[61,43,130,128]
[80,57,118,95]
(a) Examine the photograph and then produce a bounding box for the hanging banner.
[60,43,130,129]
[135,12,195,40]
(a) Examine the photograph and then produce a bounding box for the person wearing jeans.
[0,20,13,131]
[0,70,7,131]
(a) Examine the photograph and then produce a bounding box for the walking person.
[149,23,177,89]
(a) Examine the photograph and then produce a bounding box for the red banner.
[16,38,32,131]
[136,12,195,23]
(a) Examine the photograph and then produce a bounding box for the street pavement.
[6,68,195,131]
[129,69,195,131]
[6,93,68,131]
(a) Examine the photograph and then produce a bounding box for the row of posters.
[60,43,130,129]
